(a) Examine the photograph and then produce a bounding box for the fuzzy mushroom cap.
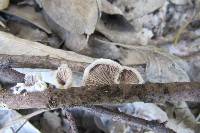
[56,64,73,89]
[82,59,122,86]
[118,66,144,84]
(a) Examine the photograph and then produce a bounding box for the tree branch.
[0,54,89,72]
[67,106,175,133]
[0,83,199,109]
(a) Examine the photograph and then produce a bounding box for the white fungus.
[82,59,122,86]
[82,59,144,86]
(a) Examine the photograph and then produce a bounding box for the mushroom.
[56,64,73,89]
[118,66,144,84]
[82,59,122,86]
[82,59,144,86]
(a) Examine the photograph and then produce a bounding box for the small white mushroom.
[82,59,122,86]
[118,66,144,84]
[56,64,73,89]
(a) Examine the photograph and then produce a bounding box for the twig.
[14,120,27,133]
[0,54,89,72]
[0,83,199,109]
[67,106,175,133]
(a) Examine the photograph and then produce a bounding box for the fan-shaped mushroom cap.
[56,64,73,89]
[82,59,122,86]
[118,66,144,84]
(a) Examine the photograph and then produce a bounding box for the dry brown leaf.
[165,102,199,133]
[37,0,100,52]
[111,0,165,19]
[100,0,123,15]
[170,0,192,5]
[96,13,139,45]
[0,31,94,63]
[0,0,9,10]
[88,34,122,60]
[40,0,100,35]
[0,9,62,48]
[96,39,190,83]
[5,4,51,34]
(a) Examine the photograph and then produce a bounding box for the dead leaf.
[37,0,100,52]
[165,102,199,133]
[111,0,165,19]
[0,0,9,10]
[96,39,190,83]
[88,34,121,59]
[100,0,123,15]
[96,13,139,45]
[170,0,192,5]
[0,31,94,63]
[5,4,51,34]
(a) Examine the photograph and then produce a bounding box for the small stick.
[0,83,199,109]
[0,54,89,72]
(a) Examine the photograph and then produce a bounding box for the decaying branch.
[0,54,89,72]
[67,106,175,133]
[0,83,199,109]
[0,66,25,85]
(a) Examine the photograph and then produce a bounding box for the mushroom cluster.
[10,59,144,93]
[82,59,144,86]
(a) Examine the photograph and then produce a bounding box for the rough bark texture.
[0,83,199,109]
[0,54,89,72]
[0,66,25,85]
[67,106,175,133]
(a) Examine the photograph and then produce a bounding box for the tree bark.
[0,54,89,72]
[0,82,199,109]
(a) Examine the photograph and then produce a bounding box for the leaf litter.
[0,0,200,133]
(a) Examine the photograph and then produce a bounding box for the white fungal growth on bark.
[24,74,41,86]
[82,59,144,86]
[13,64,73,89]
[11,74,47,94]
